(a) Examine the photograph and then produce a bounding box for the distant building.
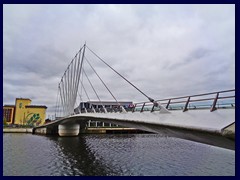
[75,101,133,113]
[3,98,47,126]
[73,101,133,128]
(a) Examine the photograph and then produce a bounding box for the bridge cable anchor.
[120,106,127,113]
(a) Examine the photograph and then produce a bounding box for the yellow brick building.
[3,98,47,126]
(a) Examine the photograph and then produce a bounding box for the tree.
[3,118,7,126]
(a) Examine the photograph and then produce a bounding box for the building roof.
[16,98,31,101]
[25,105,47,109]
[3,105,15,107]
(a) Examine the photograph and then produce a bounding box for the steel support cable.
[72,52,80,110]
[69,66,73,114]
[57,90,61,117]
[77,90,86,113]
[74,91,80,113]
[67,66,71,115]
[82,69,104,108]
[86,45,155,103]
[57,87,61,118]
[55,87,60,118]
[74,68,82,112]
[72,48,83,114]
[60,80,66,116]
[80,80,91,102]
[64,74,69,115]
[80,63,84,103]
[73,45,84,90]
[62,73,67,115]
[67,53,80,113]
[61,79,66,116]
[65,68,69,114]
[72,52,81,112]
[70,61,74,112]
[68,63,72,112]
[58,46,83,94]
[78,68,93,112]
[77,86,85,110]
[74,44,86,110]
[77,91,84,104]
[78,70,84,111]
[57,89,62,117]
[70,53,78,114]
[57,46,84,116]
[58,83,63,117]
[79,69,94,112]
[71,54,79,111]
[84,56,121,106]
[55,86,59,116]
[74,52,82,113]
[58,89,63,117]
[72,54,78,112]
[58,47,84,115]
[68,64,73,114]
[74,63,85,111]
[56,94,60,117]
[61,81,67,116]
[68,64,74,114]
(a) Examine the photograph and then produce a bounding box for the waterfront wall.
[3,127,142,135]
[3,128,32,133]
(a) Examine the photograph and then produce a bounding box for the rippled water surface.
[3,133,235,176]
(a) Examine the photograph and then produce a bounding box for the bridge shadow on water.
[43,133,235,176]
[46,135,120,176]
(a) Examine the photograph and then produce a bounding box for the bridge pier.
[58,122,87,136]
[79,121,87,134]
[58,124,80,136]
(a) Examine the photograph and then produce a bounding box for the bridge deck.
[34,108,235,150]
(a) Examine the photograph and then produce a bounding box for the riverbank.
[86,127,149,134]
[3,127,147,134]
[3,128,33,133]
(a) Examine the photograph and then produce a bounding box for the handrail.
[134,89,235,113]
[158,89,234,102]
[134,89,235,105]
[75,89,235,114]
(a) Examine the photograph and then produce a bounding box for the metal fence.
[132,89,235,113]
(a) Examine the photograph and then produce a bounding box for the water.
[3,133,235,176]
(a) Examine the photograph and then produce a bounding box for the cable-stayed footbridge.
[33,43,235,150]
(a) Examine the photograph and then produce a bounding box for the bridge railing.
[74,89,234,114]
[133,89,235,113]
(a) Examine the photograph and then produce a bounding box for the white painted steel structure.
[39,43,235,150]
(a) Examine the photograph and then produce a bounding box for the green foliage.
[26,113,41,126]
[3,118,7,125]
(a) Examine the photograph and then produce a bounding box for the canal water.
[3,133,235,176]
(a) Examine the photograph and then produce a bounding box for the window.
[3,109,13,122]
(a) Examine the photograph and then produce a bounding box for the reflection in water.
[3,133,235,176]
[50,136,118,175]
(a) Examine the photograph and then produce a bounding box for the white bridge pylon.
[55,43,169,118]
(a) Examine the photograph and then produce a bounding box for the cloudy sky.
[3,4,235,116]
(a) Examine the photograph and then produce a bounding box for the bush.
[3,118,7,126]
